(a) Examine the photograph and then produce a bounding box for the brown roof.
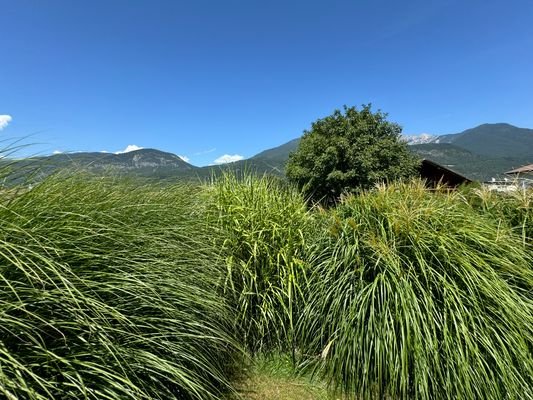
[505,164,533,174]
[419,159,472,187]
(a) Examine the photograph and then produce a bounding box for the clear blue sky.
[1,0,532,165]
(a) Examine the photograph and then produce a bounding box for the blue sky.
[1,0,532,166]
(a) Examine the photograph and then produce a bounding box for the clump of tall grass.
[461,185,533,244]
[206,172,312,354]
[0,174,242,399]
[299,181,533,400]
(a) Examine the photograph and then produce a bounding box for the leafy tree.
[286,104,419,203]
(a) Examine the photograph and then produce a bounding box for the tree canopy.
[286,105,419,203]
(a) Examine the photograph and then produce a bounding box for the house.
[419,159,472,188]
[505,163,533,177]
[504,164,533,189]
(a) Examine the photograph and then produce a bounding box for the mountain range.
[407,123,533,180]
[3,123,532,183]
[233,123,533,180]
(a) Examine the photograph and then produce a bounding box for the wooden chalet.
[419,159,472,188]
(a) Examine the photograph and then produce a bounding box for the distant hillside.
[201,138,301,177]
[409,143,479,167]
[3,123,532,183]
[235,123,533,181]
[6,149,199,183]
[409,143,531,181]
[436,123,533,158]
[245,138,300,173]
[46,149,195,170]
[250,138,300,166]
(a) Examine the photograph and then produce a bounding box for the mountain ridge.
[434,123,533,158]
[4,123,532,183]
[5,148,198,183]
[236,122,533,180]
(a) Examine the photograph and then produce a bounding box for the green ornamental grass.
[0,174,242,399]
[462,185,533,245]
[299,181,533,400]
[2,168,533,400]
[206,172,312,355]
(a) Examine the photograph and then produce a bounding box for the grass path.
[235,355,340,400]
[238,373,331,400]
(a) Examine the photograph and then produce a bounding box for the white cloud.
[213,154,245,165]
[178,155,190,163]
[0,115,12,130]
[52,150,63,154]
[115,144,143,154]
